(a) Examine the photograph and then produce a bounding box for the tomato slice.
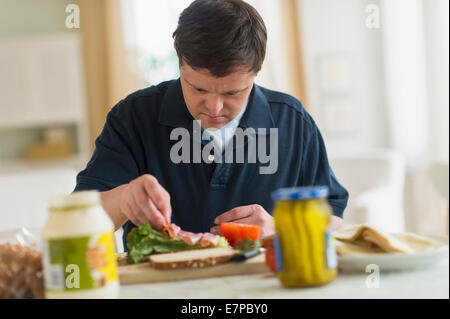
[220,222,261,247]
[262,236,276,272]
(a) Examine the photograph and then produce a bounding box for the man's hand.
[210,204,275,239]
[209,204,343,239]
[119,174,172,231]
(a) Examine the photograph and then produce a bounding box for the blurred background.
[0,0,448,240]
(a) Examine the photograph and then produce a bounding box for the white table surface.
[1,229,447,299]
[119,262,449,299]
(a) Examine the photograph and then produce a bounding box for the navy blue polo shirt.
[74,79,348,249]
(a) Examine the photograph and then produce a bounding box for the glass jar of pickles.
[271,186,337,287]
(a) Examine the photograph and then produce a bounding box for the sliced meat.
[164,222,180,238]
[200,232,221,247]
[162,217,172,236]
[177,230,203,246]
[161,221,220,247]
[170,224,181,237]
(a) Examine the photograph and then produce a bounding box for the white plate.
[337,237,449,273]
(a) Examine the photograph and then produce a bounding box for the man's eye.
[226,92,239,96]
[196,88,206,93]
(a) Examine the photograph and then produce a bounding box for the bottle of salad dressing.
[41,191,120,298]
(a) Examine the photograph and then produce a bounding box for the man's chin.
[198,115,228,129]
[203,123,225,130]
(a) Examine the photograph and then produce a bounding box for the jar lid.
[271,186,329,201]
[49,190,101,212]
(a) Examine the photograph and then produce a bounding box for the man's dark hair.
[173,0,267,77]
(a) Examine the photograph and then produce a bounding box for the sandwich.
[126,222,229,264]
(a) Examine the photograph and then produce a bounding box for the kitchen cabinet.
[0,33,89,172]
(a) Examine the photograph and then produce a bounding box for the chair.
[329,149,406,232]
[429,163,449,201]
[429,162,449,235]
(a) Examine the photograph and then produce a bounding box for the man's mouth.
[202,113,226,123]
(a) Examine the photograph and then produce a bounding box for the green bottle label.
[43,232,118,292]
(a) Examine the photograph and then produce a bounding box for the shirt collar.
[158,79,193,129]
[158,78,275,133]
[239,84,275,134]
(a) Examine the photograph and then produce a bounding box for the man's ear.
[173,42,176,50]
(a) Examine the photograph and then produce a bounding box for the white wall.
[297,0,449,235]
[298,0,388,154]
[0,0,75,37]
[424,0,450,165]
[380,0,429,172]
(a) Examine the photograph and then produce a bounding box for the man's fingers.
[147,200,167,231]
[210,226,220,235]
[121,176,172,229]
[133,186,166,230]
[222,216,255,226]
[124,197,146,226]
[142,175,172,220]
[121,200,137,225]
[214,205,257,224]
[133,190,155,225]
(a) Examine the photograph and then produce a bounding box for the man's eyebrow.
[224,85,251,94]
[185,78,250,94]
[185,78,205,91]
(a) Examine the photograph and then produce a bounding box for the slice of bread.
[148,247,237,270]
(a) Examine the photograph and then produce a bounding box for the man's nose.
[205,94,223,115]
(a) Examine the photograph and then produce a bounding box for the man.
[74,0,348,249]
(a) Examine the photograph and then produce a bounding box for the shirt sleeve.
[74,105,140,192]
[300,118,349,218]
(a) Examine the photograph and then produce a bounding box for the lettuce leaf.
[126,222,229,264]
[238,238,261,252]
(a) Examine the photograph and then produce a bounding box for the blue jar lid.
[271,186,329,201]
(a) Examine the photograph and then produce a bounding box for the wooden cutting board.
[117,248,270,285]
